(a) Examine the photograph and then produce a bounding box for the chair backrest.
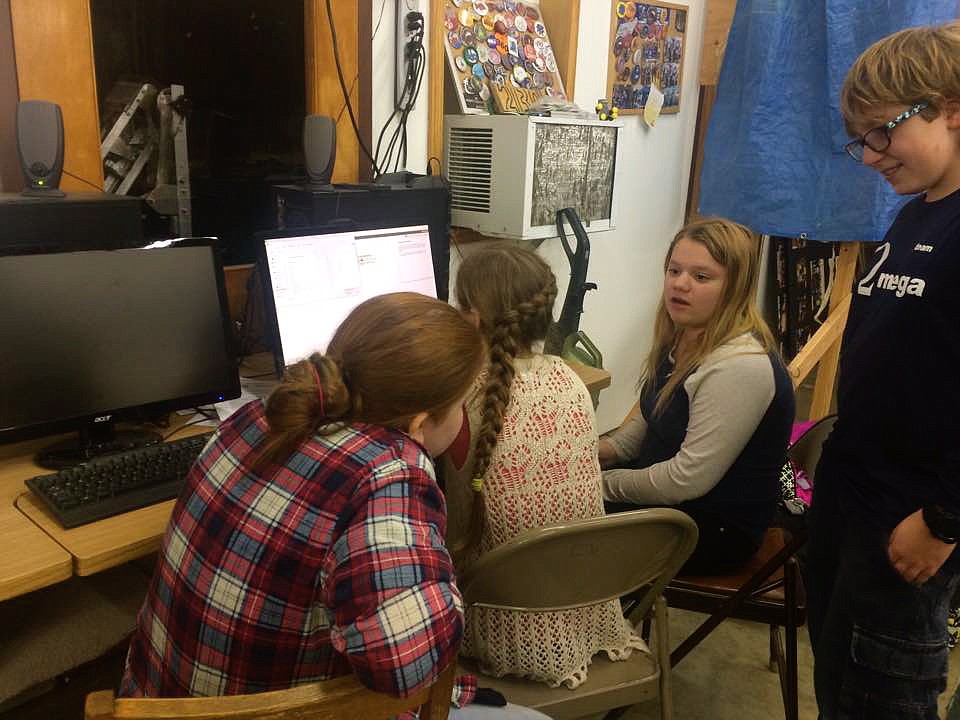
[84,662,456,720]
[458,508,698,621]
[787,414,837,481]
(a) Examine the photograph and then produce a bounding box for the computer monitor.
[0,239,241,468]
[261,223,439,368]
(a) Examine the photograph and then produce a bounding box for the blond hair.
[452,245,557,559]
[643,217,777,416]
[257,292,484,468]
[841,21,960,133]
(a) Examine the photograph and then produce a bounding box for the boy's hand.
[598,438,618,469]
[887,509,956,584]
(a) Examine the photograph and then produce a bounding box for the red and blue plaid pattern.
[120,400,465,704]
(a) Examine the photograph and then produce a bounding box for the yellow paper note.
[644,84,665,127]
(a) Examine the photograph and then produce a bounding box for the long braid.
[452,278,557,562]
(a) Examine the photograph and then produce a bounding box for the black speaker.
[16,100,65,197]
[303,115,336,191]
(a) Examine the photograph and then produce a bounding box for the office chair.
[456,508,698,720]
[658,414,837,720]
[84,662,456,720]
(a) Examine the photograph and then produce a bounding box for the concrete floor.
[608,606,960,720]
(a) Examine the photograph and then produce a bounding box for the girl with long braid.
[445,245,645,689]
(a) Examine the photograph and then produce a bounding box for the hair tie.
[307,361,326,418]
[471,477,484,492]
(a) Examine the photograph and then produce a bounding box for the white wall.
[371,0,705,432]
[370,0,430,175]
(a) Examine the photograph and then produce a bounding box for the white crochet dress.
[444,354,647,689]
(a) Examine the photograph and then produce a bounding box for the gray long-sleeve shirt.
[603,333,777,505]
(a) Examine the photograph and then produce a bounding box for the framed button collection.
[442,0,567,114]
[605,1,687,114]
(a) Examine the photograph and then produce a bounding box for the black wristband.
[922,504,960,544]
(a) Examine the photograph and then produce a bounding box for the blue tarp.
[699,0,959,242]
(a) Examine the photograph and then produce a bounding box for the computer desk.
[0,357,610,602]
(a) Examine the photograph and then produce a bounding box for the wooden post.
[304,0,360,184]
[807,242,859,419]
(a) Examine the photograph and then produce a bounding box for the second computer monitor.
[262,223,438,367]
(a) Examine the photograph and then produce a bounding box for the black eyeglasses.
[843,102,929,161]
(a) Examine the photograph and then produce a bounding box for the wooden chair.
[84,662,456,720]
[657,415,836,720]
[456,508,698,720]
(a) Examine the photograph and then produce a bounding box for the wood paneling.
[305,0,360,184]
[0,0,21,192]
[10,0,104,191]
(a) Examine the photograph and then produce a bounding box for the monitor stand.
[35,421,162,471]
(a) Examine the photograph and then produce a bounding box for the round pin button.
[448,31,463,49]
[532,71,545,88]
[625,2,637,19]
[533,37,545,54]
[473,1,489,17]
[494,18,507,34]
[514,15,527,33]
[526,6,539,20]
[545,53,558,73]
[463,46,479,65]
[481,13,495,31]
[455,56,467,72]
[486,34,498,48]
[463,77,480,95]
[534,56,545,72]
[523,42,537,61]
[482,61,495,79]
[459,8,473,26]
[616,2,628,19]
[461,27,475,45]
[631,64,642,84]
[512,65,528,84]
[501,52,515,69]
[444,11,459,31]
[534,21,546,37]
[489,47,502,64]
[516,3,526,17]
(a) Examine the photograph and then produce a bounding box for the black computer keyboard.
[26,432,214,529]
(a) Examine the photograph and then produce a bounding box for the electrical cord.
[62,169,104,191]
[375,14,425,176]
[325,0,381,177]
[163,416,217,441]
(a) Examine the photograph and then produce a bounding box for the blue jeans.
[802,458,960,719]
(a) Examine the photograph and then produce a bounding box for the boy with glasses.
[804,21,960,719]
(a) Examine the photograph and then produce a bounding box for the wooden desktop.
[0,360,609,602]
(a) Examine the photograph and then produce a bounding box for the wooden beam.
[305,0,360,184]
[807,242,859,419]
[540,0,580,100]
[700,0,737,85]
[787,293,850,389]
[10,0,104,191]
[358,0,373,182]
[427,0,446,171]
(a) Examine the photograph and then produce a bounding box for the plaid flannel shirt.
[120,400,470,709]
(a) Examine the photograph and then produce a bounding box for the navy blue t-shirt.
[822,188,960,530]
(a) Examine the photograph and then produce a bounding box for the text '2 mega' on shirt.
[824,187,960,530]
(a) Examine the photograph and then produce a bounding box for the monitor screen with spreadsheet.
[261,224,439,367]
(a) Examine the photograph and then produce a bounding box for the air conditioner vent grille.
[447,127,492,214]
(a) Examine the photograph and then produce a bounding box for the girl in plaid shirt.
[120,293,494,710]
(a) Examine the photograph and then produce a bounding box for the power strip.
[395,0,423,111]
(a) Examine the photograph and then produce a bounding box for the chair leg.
[783,557,800,720]
[655,595,673,720]
[769,625,778,672]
